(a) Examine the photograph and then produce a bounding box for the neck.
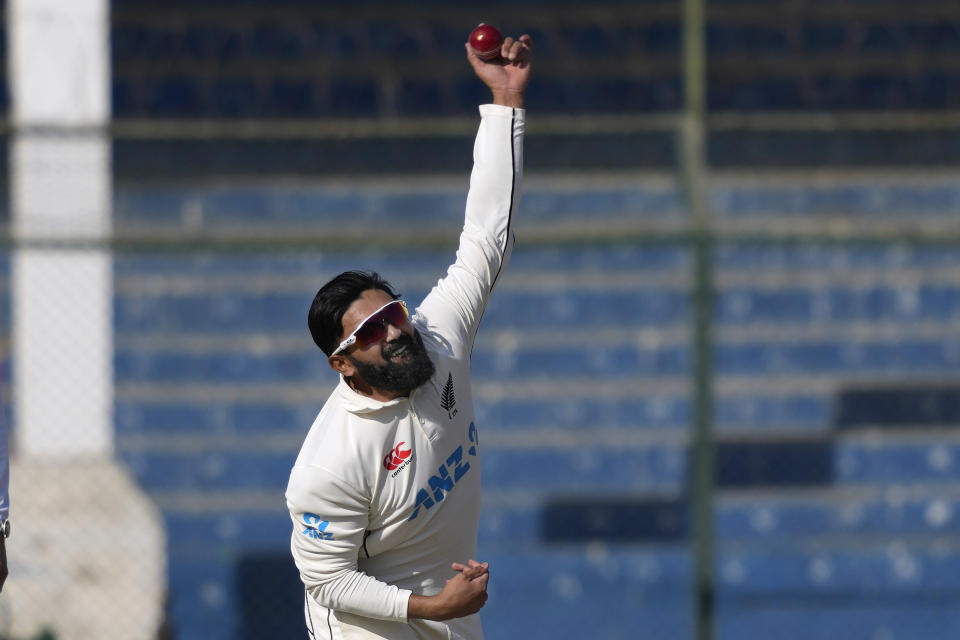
[346,376,409,402]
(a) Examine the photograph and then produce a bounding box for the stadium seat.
[249,21,306,61]
[395,79,447,116]
[212,77,260,118]
[144,76,203,117]
[327,76,380,117]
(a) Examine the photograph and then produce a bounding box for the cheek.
[356,343,386,361]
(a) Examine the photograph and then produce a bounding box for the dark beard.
[348,329,436,394]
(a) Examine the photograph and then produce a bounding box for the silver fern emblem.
[440,372,458,419]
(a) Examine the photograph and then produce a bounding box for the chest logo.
[384,441,413,471]
[408,421,479,522]
[441,372,458,419]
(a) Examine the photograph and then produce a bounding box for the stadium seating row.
[111,285,960,332]
[110,18,960,62]
[106,0,960,117]
[114,71,960,116]
[112,179,960,227]
[113,335,960,382]
[115,437,960,495]
[114,393,831,435]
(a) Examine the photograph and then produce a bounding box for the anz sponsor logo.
[301,513,334,540]
[408,422,479,522]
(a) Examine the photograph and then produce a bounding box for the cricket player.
[285,32,532,640]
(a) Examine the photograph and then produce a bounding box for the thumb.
[464,42,487,74]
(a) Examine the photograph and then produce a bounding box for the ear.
[328,354,356,377]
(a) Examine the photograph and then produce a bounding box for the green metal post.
[680,0,715,639]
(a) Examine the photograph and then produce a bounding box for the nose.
[384,323,404,342]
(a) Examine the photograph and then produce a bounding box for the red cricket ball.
[469,23,503,61]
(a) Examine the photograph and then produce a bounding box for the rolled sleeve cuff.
[479,103,526,121]
[397,588,413,621]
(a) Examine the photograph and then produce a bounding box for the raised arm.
[414,32,532,355]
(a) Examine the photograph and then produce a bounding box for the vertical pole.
[9,0,113,458]
[680,0,715,639]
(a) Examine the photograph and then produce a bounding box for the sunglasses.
[332,300,409,355]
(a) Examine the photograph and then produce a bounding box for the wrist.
[408,594,442,621]
[491,90,524,109]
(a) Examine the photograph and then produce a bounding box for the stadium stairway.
[104,173,960,639]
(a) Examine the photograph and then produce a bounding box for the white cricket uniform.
[286,103,524,640]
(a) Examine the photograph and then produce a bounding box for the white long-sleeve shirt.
[286,103,524,640]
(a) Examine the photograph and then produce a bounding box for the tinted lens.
[354,301,408,347]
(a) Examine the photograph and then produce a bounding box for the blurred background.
[3,0,960,638]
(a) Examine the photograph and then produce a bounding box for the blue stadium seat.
[714,394,829,431]
[249,21,306,60]
[855,73,912,109]
[144,76,203,117]
[311,21,364,59]
[212,77,260,118]
[858,23,909,54]
[478,546,692,640]
[166,511,291,556]
[801,21,849,53]
[181,24,238,61]
[717,545,960,594]
[328,77,379,117]
[475,396,689,431]
[923,20,960,51]
[560,25,615,56]
[717,76,804,110]
[482,445,686,493]
[716,495,960,540]
[112,23,149,60]
[707,24,790,55]
[114,351,327,383]
[112,77,137,117]
[715,339,960,376]
[395,79,446,116]
[523,75,571,113]
[451,75,495,112]
[718,602,960,640]
[835,440,960,484]
[115,401,323,437]
[469,343,689,379]
[640,21,681,54]
[119,449,294,492]
[166,555,238,640]
[366,21,426,58]
[267,78,317,116]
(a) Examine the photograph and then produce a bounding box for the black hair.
[308,270,400,356]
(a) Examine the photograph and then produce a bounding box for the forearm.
[304,568,412,621]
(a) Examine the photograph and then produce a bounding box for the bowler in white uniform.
[286,32,532,640]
